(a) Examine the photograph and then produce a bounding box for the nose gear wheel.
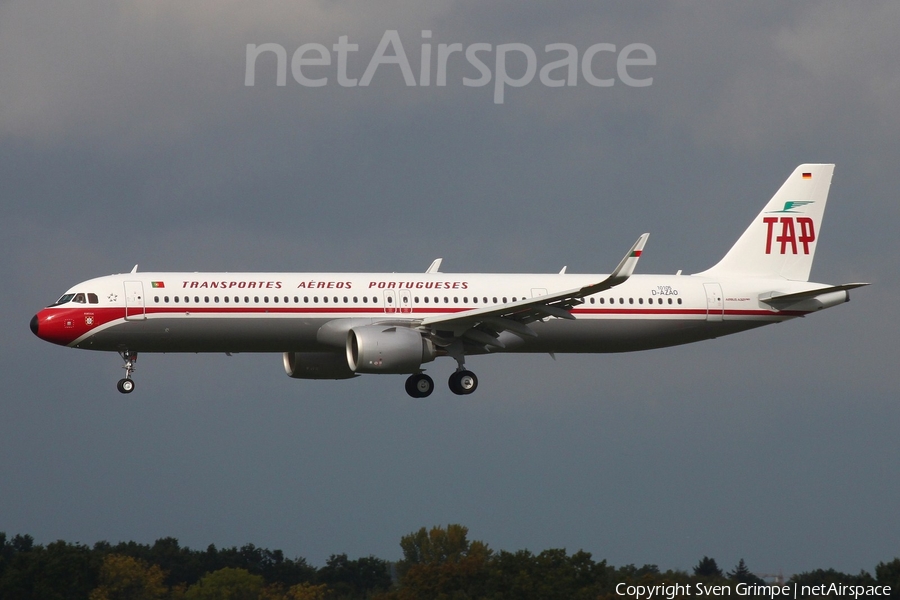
[117,350,138,394]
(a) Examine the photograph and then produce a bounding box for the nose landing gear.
[116,350,138,394]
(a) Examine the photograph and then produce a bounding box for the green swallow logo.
[768,201,814,213]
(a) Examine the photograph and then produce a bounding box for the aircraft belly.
[511,318,768,353]
[77,317,329,353]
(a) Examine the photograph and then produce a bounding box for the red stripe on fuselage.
[34,304,805,348]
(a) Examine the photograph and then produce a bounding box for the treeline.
[1,525,898,599]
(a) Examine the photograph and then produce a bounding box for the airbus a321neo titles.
[31,164,867,397]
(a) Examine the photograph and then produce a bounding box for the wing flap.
[420,233,649,340]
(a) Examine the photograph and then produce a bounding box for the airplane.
[30,164,867,397]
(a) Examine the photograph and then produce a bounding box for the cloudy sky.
[2,0,898,576]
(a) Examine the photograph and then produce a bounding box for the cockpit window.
[88,293,99,304]
[51,293,76,306]
[73,293,86,303]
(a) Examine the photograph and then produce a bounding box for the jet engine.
[346,325,436,374]
[283,351,357,379]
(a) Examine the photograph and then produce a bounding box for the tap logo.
[763,216,815,255]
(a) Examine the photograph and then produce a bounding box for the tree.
[283,582,330,600]
[317,553,392,597]
[693,556,723,578]
[89,554,168,600]
[392,525,492,599]
[184,567,265,600]
[727,559,763,584]
[875,559,900,598]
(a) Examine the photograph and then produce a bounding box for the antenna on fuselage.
[130,264,139,273]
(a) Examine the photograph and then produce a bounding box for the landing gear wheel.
[405,373,434,398]
[449,370,478,395]
[117,350,138,394]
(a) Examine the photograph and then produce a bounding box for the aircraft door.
[399,290,412,314]
[124,281,146,321]
[704,283,724,322]
[531,288,548,298]
[383,290,397,314]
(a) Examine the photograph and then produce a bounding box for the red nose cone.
[31,309,81,346]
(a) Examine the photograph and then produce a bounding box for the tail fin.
[695,164,834,281]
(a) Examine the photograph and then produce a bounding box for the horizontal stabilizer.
[761,283,869,311]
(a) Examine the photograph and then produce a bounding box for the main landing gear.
[448,370,478,395]
[116,350,137,394]
[403,355,479,398]
[404,370,478,398]
[405,373,434,398]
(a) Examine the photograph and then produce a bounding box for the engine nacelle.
[346,325,436,374]
[283,351,357,380]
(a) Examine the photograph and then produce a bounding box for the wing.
[417,234,649,349]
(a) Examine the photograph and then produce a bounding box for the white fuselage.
[34,270,829,355]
